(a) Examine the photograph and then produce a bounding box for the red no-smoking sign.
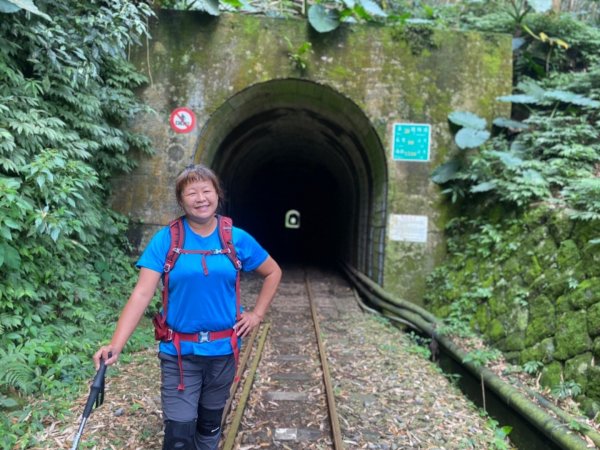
[169,107,196,133]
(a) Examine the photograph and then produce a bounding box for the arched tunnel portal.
[197,79,388,281]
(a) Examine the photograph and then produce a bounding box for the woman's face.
[180,179,219,224]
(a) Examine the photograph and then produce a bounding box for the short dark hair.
[175,164,224,206]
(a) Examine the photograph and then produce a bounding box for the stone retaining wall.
[426,208,600,417]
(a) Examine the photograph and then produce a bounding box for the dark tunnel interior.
[226,161,345,266]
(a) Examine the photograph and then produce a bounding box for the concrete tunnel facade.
[110,11,513,303]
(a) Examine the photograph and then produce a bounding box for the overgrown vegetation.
[0,1,154,447]
[424,0,600,418]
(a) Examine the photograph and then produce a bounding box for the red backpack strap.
[217,215,243,382]
[161,216,185,319]
[217,215,242,271]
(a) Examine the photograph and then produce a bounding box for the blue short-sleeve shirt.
[137,217,268,356]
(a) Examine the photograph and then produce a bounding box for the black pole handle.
[71,352,112,450]
[81,351,111,418]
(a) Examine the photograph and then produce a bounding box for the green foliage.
[522,360,543,375]
[284,37,313,73]
[463,348,502,368]
[552,380,583,400]
[0,0,50,20]
[306,0,390,32]
[433,73,600,216]
[0,1,155,447]
[486,417,513,450]
[449,1,600,81]
[405,331,432,359]
[308,4,341,32]
[169,0,222,15]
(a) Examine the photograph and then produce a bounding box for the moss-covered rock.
[474,303,490,334]
[502,256,522,278]
[488,294,509,316]
[544,209,573,243]
[525,316,555,347]
[579,398,600,420]
[588,302,600,337]
[529,226,558,267]
[530,268,568,300]
[540,361,563,389]
[523,254,543,285]
[569,278,600,310]
[554,311,591,360]
[563,353,593,392]
[520,338,555,365]
[500,331,526,352]
[556,239,580,270]
[425,209,599,409]
[576,220,600,278]
[503,351,521,364]
[508,306,529,332]
[485,318,506,342]
[585,366,600,402]
[555,293,573,314]
[592,337,600,359]
[529,294,554,318]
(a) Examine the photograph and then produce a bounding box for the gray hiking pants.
[159,353,235,450]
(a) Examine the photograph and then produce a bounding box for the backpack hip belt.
[164,328,240,391]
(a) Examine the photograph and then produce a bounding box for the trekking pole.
[70,353,111,450]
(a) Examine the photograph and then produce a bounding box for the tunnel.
[197,79,388,281]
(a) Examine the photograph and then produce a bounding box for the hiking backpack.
[152,214,243,389]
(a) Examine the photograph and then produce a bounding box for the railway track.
[221,266,352,449]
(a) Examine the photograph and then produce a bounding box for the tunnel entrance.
[231,161,342,265]
[197,79,388,280]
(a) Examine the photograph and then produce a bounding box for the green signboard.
[392,123,431,162]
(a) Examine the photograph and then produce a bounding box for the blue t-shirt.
[137,217,268,356]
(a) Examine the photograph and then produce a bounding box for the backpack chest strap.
[171,247,233,276]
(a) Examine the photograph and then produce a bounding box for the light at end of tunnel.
[284,210,301,229]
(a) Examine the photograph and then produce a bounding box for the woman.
[94,164,282,450]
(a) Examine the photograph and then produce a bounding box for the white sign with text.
[389,214,428,243]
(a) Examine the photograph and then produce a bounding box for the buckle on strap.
[198,331,210,343]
